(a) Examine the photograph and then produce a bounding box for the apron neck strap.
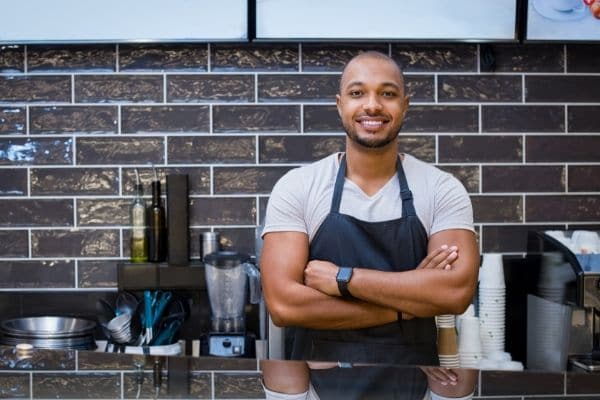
[331,154,417,217]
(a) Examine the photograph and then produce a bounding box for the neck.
[343,138,400,194]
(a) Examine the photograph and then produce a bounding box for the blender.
[203,251,261,357]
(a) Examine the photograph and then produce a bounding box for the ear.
[401,95,410,119]
[336,94,342,117]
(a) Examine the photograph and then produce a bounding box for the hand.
[421,366,458,386]
[417,245,459,271]
[304,260,341,296]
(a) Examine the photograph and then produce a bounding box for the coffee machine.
[202,251,261,357]
[525,230,600,371]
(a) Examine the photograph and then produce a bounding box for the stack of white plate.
[478,254,506,355]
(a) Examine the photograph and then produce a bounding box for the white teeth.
[361,120,383,127]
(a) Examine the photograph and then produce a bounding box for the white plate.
[533,0,587,21]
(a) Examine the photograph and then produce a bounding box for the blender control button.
[222,339,232,348]
[233,346,242,354]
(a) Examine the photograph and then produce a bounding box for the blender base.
[200,333,255,358]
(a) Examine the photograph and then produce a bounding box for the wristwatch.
[336,266,354,298]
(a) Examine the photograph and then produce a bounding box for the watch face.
[337,267,353,282]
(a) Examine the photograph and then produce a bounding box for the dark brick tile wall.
[0,106,26,133]
[0,41,596,300]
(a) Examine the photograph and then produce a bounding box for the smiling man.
[260,51,479,366]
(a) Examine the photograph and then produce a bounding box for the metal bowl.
[0,316,96,339]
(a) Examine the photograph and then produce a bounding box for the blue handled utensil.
[143,290,153,344]
[152,291,172,329]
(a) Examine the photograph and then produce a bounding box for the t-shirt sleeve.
[430,173,475,235]
[262,169,308,237]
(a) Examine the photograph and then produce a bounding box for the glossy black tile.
[0,230,28,257]
[439,136,522,163]
[481,44,563,72]
[122,105,209,133]
[0,346,76,370]
[122,371,210,399]
[567,44,600,73]
[0,137,73,165]
[0,260,75,288]
[568,165,600,192]
[437,165,479,193]
[392,44,477,72]
[31,167,119,196]
[77,260,119,288]
[32,372,120,399]
[0,168,27,196]
[190,197,256,226]
[74,75,162,103]
[0,107,26,134]
[404,106,478,133]
[211,43,298,71]
[471,195,523,223]
[405,75,435,102]
[213,105,300,133]
[439,75,522,102]
[31,229,120,257]
[214,372,264,399]
[122,166,210,195]
[77,199,129,226]
[27,45,115,72]
[258,74,338,102]
[482,224,565,253]
[0,199,72,227]
[259,135,344,163]
[0,76,71,102]
[214,166,293,194]
[0,45,24,73]
[567,371,600,394]
[76,137,163,165]
[526,136,600,162]
[526,76,600,102]
[303,105,341,132]
[302,43,388,71]
[482,165,565,192]
[400,136,436,163]
[526,195,600,222]
[482,106,564,133]
[168,75,254,103]
[0,373,29,397]
[30,106,117,134]
[119,44,208,71]
[167,136,255,164]
[213,227,257,255]
[568,106,600,133]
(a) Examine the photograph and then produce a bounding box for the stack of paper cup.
[537,252,571,303]
[458,316,482,368]
[436,315,459,368]
[478,253,506,356]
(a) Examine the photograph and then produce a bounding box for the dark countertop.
[0,345,599,399]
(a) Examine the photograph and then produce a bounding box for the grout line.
[521,74,526,103]
[28,228,32,259]
[300,104,304,133]
[298,43,302,72]
[209,104,213,134]
[117,104,122,134]
[23,45,28,74]
[207,43,211,72]
[163,74,167,103]
[164,135,168,165]
[388,42,392,57]
[254,74,258,103]
[478,105,482,133]
[71,75,75,103]
[25,105,30,135]
[434,74,438,103]
[115,44,120,73]
[29,371,33,400]
[74,259,79,289]
[564,104,569,133]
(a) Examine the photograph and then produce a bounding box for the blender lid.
[204,251,251,268]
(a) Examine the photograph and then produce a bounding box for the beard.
[342,118,403,149]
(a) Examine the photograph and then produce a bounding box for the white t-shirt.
[263,153,474,242]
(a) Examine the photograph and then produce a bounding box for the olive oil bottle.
[130,170,148,263]
[147,173,166,262]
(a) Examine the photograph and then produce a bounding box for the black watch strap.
[336,266,354,298]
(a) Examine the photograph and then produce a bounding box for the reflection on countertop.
[0,345,599,399]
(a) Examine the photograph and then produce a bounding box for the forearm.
[268,281,398,330]
[349,267,475,317]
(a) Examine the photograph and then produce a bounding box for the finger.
[420,245,451,269]
[426,247,456,269]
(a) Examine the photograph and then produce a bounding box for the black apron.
[291,154,438,367]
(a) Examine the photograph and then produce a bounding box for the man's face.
[336,57,409,149]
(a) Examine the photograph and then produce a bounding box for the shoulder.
[402,154,455,187]
[273,153,339,192]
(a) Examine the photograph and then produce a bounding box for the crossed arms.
[261,228,479,330]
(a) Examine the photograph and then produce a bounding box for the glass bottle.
[130,182,148,263]
[148,180,166,262]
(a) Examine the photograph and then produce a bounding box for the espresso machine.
[202,251,261,357]
[525,230,600,371]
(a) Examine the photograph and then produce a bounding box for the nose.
[362,94,382,113]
